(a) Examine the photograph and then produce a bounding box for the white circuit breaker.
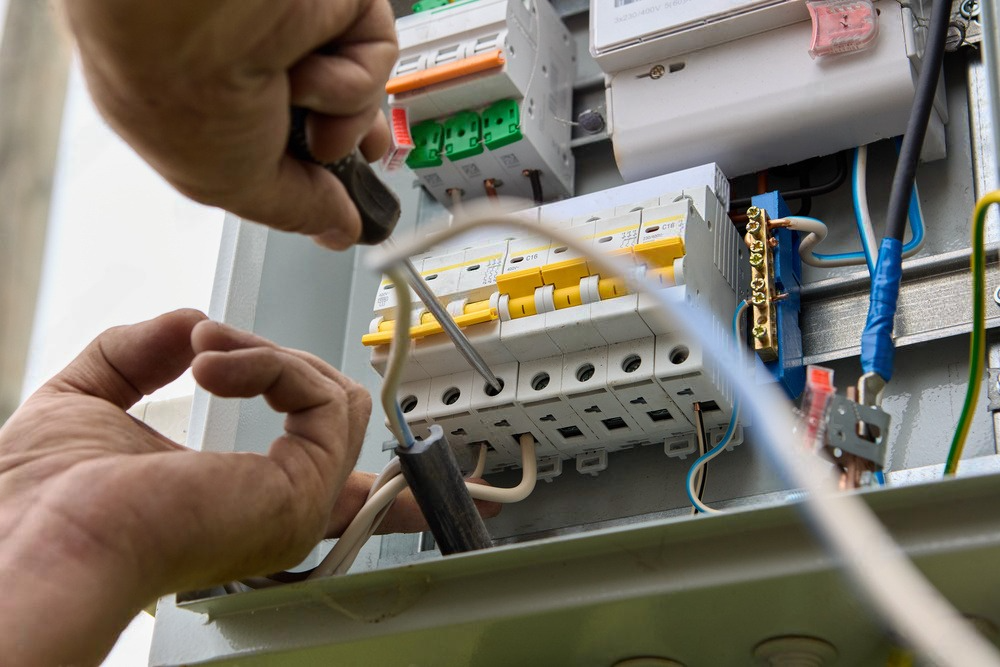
[594,0,947,179]
[386,0,576,205]
[363,164,745,478]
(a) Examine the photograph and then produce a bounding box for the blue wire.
[394,403,416,449]
[685,301,745,513]
[808,140,923,270]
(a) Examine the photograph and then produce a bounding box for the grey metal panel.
[151,472,1000,667]
[800,246,1000,365]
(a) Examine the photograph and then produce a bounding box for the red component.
[801,365,837,450]
[382,107,415,172]
[806,0,879,59]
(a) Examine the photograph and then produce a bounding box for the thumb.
[45,309,206,409]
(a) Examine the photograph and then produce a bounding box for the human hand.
[0,310,494,666]
[63,0,399,250]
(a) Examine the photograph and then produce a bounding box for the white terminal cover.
[370,164,744,475]
[591,0,808,71]
[607,0,948,179]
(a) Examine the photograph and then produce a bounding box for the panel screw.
[752,324,767,339]
[993,285,1000,307]
[649,64,665,79]
[749,252,764,267]
[961,0,980,19]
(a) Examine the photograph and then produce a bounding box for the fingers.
[359,111,391,163]
[325,472,502,537]
[236,155,362,249]
[191,319,371,488]
[273,0,398,65]
[46,309,206,409]
[287,44,397,117]
[303,107,383,163]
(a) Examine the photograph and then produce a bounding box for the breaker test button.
[806,0,879,58]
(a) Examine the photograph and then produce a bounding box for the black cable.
[397,428,492,555]
[524,169,543,204]
[795,169,813,217]
[884,0,951,242]
[729,151,848,209]
[693,403,709,501]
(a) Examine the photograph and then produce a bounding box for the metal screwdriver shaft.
[398,257,504,394]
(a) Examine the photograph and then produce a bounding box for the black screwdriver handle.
[287,106,401,245]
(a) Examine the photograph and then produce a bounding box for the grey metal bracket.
[825,395,892,466]
[987,369,1000,411]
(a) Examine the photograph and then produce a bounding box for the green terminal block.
[482,99,523,150]
[443,111,484,161]
[411,0,449,13]
[406,121,444,169]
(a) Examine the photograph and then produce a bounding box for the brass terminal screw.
[751,291,767,306]
[750,277,766,291]
[749,252,764,267]
[746,219,761,235]
[746,206,761,219]
[752,324,767,339]
[750,240,765,254]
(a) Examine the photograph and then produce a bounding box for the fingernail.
[312,227,355,250]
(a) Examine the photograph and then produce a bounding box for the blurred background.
[1,2,223,663]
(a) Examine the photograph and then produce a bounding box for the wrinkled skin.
[0,311,498,665]
[63,0,400,248]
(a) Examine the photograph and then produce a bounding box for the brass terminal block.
[744,206,778,361]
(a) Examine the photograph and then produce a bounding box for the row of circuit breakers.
[368,0,947,477]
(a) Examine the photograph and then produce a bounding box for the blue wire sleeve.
[395,403,417,448]
[860,238,904,381]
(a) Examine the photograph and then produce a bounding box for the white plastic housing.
[606,1,947,179]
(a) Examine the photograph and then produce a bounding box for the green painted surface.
[406,121,444,169]
[443,110,484,161]
[482,99,523,151]
[411,0,449,14]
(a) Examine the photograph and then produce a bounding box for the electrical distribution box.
[364,164,745,476]
[387,0,576,205]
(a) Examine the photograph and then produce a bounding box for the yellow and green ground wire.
[944,191,1000,476]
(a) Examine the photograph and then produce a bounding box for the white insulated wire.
[369,201,1000,667]
[309,433,538,578]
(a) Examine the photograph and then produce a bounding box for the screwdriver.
[287,107,503,393]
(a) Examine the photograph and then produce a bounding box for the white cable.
[466,434,536,503]
[855,144,879,256]
[783,216,829,257]
[370,201,1000,667]
[791,216,869,269]
[382,269,413,447]
[470,443,488,479]
[310,434,538,578]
